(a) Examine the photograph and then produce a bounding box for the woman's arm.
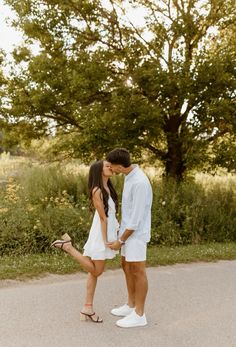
[92,188,108,244]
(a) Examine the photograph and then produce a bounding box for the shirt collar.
[125,164,139,181]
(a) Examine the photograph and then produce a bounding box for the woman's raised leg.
[51,235,102,275]
[63,243,96,274]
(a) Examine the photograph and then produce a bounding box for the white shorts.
[121,237,147,262]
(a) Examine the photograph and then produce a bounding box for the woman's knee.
[92,261,105,277]
[94,269,103,277]
[92,266,104,277]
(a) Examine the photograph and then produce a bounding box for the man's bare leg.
[121,256,135,308]
[130,261,148,316]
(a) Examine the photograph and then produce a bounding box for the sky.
[0,0,24,53]
[0,0,148,54]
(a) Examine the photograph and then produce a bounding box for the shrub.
[17,165,88,205]
[151,178,236,245]
[0,165,91,255]
[0,163,235,255]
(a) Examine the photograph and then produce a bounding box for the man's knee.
[121,257,131,274]
[130,262,146,277]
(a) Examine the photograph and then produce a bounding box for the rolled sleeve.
[125,183,147,231]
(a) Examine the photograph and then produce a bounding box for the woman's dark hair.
[106,148,131,167]
[88,160,118,216]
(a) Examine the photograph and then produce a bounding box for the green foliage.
[151,178,236,245]
[211,135,236,172]
[0,165,91,255]
[3,0,236,179]
[17,165,88,204]
[0,164,235,255]
[1,243,236,280]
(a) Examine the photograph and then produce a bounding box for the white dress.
[83,196,119,260]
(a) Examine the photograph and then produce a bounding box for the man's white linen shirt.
[119,165,153,243]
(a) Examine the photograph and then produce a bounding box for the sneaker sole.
[116,322,148,328]
[110,309,134,317]
[110,311,129,317]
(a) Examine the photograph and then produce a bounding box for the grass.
[0,153,31,180]
[0,242,235,281]
[1,155,235,281]
[147,242,236,265]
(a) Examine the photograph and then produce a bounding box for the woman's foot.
[81,303,94,315]
[80,304,103,323]
[51,233,72,251]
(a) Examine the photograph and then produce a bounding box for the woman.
[51,160,119,323]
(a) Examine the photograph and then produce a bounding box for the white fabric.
[121,236,147,262]
[119,165,153,242]
[110,304,134,317]
[116,310,147,328]
[83,196,119,260]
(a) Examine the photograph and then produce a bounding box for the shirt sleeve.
[125,182,147,231]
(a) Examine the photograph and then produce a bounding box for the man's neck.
[123,164,135,175]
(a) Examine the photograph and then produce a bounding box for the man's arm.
[107,183,147,250]
[119,229,134,242]
[107,228,134,251]
[125,182,147,231]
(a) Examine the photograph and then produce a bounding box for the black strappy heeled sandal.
[50,233,72,250]
[80,311,103,323]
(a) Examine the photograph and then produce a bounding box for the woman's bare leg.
[84,273,98,306]
[53,239,106,321]
[52,235,104,275]
[62,243,97,273]
[53,238,106,276]
[81,261,105,314]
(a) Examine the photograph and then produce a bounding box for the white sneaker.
[116,310,147,328]
[110,304,134,317]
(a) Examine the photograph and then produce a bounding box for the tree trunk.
[164,117,186,181]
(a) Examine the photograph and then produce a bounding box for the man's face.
[110,163,124,174]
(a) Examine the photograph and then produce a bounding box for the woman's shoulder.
[92,186,102,198]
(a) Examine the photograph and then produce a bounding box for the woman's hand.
[106,240,121,250]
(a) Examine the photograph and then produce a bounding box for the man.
[106,148,153,328]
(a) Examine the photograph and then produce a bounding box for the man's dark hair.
[106,148,131,167]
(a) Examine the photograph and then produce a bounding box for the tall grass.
[0,152,30,181]
[151,178,236,245]
[0,156,235,255]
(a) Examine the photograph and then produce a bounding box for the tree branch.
[206,129,229,142]
[109,0,125,50]
[145,143,167,160]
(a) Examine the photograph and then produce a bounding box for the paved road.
[0,261,236,347]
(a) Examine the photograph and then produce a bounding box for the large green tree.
[4,0,236,178]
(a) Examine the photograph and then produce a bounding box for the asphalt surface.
[0,260,236,347]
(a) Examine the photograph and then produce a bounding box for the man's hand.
[106,240,121,251]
